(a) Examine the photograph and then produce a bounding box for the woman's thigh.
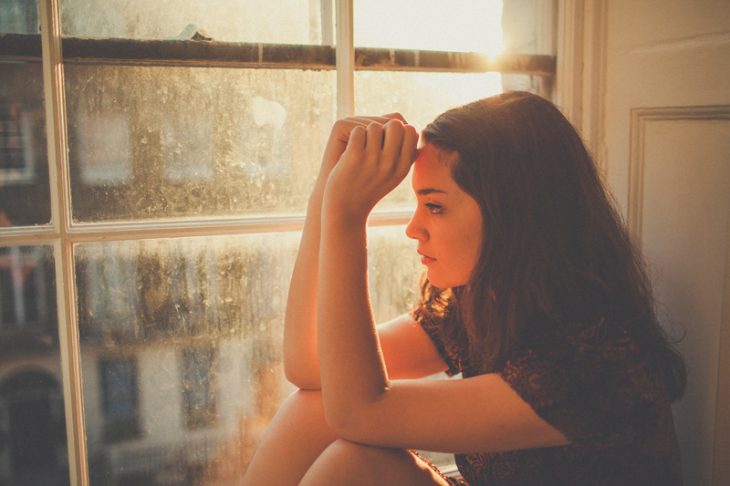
[300,439,451,486]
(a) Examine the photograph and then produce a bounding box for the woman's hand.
[322,118,419,223]
[317,114,406,186]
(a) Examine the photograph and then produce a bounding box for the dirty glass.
[0,61,50,227]
[501,0,556,55]
[359,70,503,212]
[355,0,504,55]
[60,0,328,45]
[0,246,69,486]
[0,0,39,34]
[64,65,335,222]
[75,226,419,485]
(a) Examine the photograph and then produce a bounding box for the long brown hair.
[417,91,685,400]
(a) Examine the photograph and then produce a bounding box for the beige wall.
[569,1,730,484]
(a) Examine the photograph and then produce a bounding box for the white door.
[594,1,729,484]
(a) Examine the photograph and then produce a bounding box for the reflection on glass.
[355,0,503,55]
[65,65,335,222]
[0,246,69,485]
[0,0,39,34]
[357,71,502,211]
[60,0,326,44]
[75,227,419,484]
[76,112,132,186]
[0,62,50,227]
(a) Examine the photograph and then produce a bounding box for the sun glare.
[354,0,504,57]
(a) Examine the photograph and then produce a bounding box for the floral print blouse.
[417,314,683,486]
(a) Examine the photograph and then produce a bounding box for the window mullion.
[335,0,354,118]
[39,0,89,485]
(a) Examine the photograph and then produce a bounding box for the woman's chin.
[426,272,455,290]
[427,272,471,290]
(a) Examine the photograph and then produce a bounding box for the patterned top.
[417,315,683,486]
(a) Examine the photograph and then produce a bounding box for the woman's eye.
[425,203,443,215]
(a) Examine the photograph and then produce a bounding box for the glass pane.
[61,0,328,45]
[357,71,502,211]
[0,0,39,34]
[502,0,556,55]
[501,73,548,95]
[355,0,504,55]
[0,61,51,227]
[65,65,335,222]
[75,227,419,484]
[0,246,69,485]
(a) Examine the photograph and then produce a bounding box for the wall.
[580,1,730,484]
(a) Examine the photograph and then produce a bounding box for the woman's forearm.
[317,214,389,429]
[284,116,412,390]
[283,182,326,389]
[315,120,416,430]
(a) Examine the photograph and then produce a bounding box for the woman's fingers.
[400,124,419,166]
[330,114,410,149]
[343,124,367,155]
[382,120,405,169]
[365,122,385,158]
[381,112,406,122]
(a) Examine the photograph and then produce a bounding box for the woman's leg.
[299,439,450,486]
[241,389,339,486]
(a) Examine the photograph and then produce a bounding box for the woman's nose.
[405,211,426,241]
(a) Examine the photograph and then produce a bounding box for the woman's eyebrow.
[416,188,448,196]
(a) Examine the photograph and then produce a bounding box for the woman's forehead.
[412,144,457,192]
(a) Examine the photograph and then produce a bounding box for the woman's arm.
[317,119,417,416]
[281,172,326,389]
[317,120,569,453]
[283,116,445,389]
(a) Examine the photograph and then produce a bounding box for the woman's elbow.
[322,400,376,444]
[284,363,321,390]
[323,404,356,440]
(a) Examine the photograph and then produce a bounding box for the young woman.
[241,91,686,485]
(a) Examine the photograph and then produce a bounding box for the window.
[99,357,139,442]
[182,346,218,429]
[0,1,555,484]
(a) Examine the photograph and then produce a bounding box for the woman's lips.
[418,251,435,265]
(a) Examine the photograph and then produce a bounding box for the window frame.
[0,1,558,484]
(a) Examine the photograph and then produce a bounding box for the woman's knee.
[266,388,337,447]
[300,439,447,486]
[280,388,322,414]
[299,439,379,485]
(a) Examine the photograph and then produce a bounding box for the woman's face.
[406,143,483,289]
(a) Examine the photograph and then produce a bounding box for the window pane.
[65,65,335,222]
[98,357,139,443]
[355,0,504,55]
[0,61,51,227]
[0,0,39,34]
[0,246,69,485]
[60,0,328,45]
[502,0,556,55]
[75,227,418,484]
[357,71,502,211]
[182,346,217,429]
